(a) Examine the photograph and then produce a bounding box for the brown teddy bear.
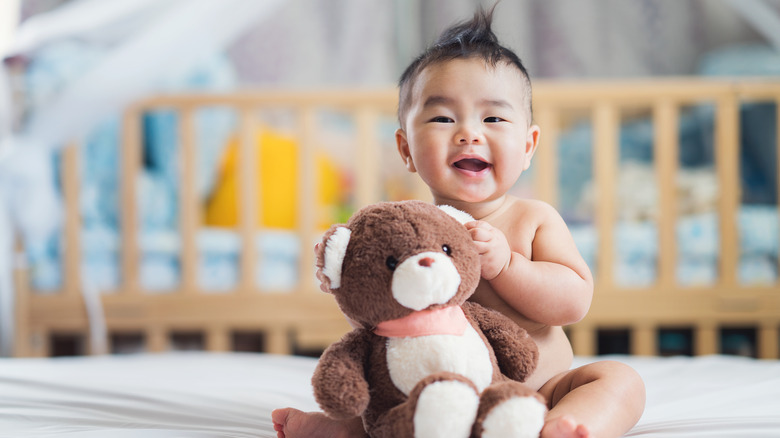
[312,200,546,438]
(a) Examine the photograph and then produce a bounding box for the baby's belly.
[524,326,574,391]
[385,326,493,395]
[468,290,574,391]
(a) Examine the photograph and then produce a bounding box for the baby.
[274,6,645,438]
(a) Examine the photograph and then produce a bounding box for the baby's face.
[396,58,539,207]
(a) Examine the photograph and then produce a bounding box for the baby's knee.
[577,361,644,394]
[593,361,646,408]
[609,361,643,387]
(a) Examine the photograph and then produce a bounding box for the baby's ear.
[437,204,475,225]
[319,226,352,290]
[395,128,417,173]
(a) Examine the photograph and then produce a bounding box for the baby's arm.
[466,201,593,326]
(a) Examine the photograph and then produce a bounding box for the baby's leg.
[271,408,367,438]
[537,360,645,438]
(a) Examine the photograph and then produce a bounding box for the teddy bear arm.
[463,302,539,383]
[312,330,371,420]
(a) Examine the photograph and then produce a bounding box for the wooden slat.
[206,326,230,352]
[759,323,779,359]
[355,107,380,208]
[12,240,31,357]
[127,81,780,111]
[33,328,49,357]
[694,323,719,356]
[266,328,292,355]
[136,90,397,110]
[534,107,559,207]
[533,79,777,107]
[238,108,258,293]
[298,108,317,295]
[715,97,740,287]
[61,146,81,298]
[735,81,780,100]
[632,325,657,356]
[593,103,619,288]
[179,108,199,294]
[654,101,679,289]
[294,320,352,350]
[570,324,596,356]
[146,326,168,353]
[120,108,142,294]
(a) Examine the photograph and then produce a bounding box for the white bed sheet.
[1,353,779,437]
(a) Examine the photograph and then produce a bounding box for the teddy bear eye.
[385,256,399,271]
[442,244,452,256]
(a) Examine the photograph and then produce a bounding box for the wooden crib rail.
[121,90,399,298]
[14,79,780,358]
[531,78,780,358]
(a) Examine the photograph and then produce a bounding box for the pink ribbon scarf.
[373,306,469,338]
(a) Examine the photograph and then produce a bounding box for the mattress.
[1,353,779,437]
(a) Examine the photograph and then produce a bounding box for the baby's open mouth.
[453,158,490,172]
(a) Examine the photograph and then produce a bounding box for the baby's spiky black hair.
[398,4,532,126]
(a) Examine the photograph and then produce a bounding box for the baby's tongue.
[455,158,488,172]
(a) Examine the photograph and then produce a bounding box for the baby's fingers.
[466,221,492,242]
[471,239,492,255]
[469,228,490,244]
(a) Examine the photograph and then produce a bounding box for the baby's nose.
[457,126,482,144]
[418,257,435,267]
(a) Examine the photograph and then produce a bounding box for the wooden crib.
[12,78,780,359]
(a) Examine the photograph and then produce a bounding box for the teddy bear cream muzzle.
[391,251,461,311]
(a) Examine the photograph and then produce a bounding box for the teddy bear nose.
[418,257,435,267]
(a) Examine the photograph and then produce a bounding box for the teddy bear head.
[317,200,480,329]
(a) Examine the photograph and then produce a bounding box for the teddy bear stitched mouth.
[454,158,489,172]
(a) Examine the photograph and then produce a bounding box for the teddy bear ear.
[322,226,352,289]
[437,204,475,225]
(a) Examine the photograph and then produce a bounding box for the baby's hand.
[465,220,511,281]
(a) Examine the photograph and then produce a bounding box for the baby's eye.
[483,116,504,123]
[430,116,454,123]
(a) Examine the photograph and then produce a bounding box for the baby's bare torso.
[468,197,575,391]
[470,287,573,391]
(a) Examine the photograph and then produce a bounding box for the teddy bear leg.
[406,372,481,438]
[472,381,547,438]
[368,373,479,438]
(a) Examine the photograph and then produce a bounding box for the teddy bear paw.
[413,380,480,438]
[480,395,547,438]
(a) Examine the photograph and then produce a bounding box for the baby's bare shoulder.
[504,197,561,224]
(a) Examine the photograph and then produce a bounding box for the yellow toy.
[205,128,344,230]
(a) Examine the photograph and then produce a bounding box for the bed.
[1,352,779,437]
[4,78,780,436]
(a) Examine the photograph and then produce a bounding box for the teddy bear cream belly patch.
[385,324,493,395]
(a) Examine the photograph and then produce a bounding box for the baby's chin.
[433,190,503,208]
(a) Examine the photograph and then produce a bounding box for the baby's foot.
[271,408,365,438]
[541,415,591,438]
